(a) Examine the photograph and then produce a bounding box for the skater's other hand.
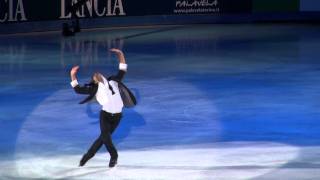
[109,48,126,64]
[109,48,123,54]
[70,65,79,76]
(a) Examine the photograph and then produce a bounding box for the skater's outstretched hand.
[70,65,79,81]
[109,48,126,64]
[109,48,123,54]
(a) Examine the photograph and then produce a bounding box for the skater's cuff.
[119,63,127,71]
[70,80,79,88]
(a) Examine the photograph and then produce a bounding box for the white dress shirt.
[71,63,127,114]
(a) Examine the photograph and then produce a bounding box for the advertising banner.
[173,0,251,14]
[173,0,220,14]
[1,0,128,23]
[0,0,252,24]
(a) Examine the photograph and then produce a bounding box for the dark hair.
[94,73,104,83]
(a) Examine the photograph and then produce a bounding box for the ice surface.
[1,24,320,179]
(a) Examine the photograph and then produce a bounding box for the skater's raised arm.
[70,65,95,94]
[110,48,126,64]
[70,65,79,82]
[109,48,127,81]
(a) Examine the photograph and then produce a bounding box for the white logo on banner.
[60,0,126,19]
[174,0,219,14]
[0,0,27,22]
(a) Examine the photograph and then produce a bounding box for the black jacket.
[73,70,136,107]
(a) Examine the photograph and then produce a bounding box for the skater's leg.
[110,113,122,134]
[79,136,103,166]
[100,111,118,159]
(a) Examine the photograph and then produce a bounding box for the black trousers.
[86,110,122,159]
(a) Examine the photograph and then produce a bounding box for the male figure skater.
[70,48,127,168]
